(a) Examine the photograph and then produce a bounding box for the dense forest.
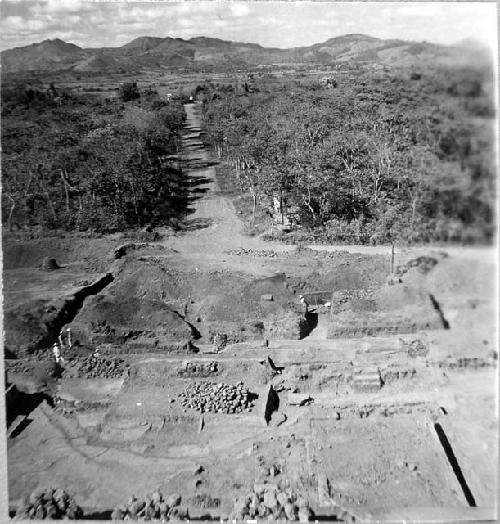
[1,83,186,233]
[201,65,496,244]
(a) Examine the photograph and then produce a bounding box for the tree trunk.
[7,200,16,232]
[251,189,257,224]
[60,171,70,213]
[280,188,284,225]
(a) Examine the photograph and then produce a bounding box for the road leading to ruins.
[163,103,293,275]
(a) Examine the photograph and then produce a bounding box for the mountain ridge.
[1,33,491,73]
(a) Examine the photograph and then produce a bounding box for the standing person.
[52,343,61,364]
[299,294,309,315]
[66,327,72,349]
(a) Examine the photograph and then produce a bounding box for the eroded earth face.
[4,103,497,521]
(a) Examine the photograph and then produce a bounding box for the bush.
[119,82,140,102]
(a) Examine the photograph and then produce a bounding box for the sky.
[0,1,497,52]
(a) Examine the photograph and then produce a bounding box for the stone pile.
[111,491,189,521]
[178,361,219,377]
[74,355,126,379]
[396,256,438,276]
[179,381,254,414]
[212,332,228,352]
[15,488,83,520]
[227,248,280,258]
[230,485,314,521]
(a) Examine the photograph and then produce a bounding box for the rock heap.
[15,488,83,520]
[230,485,314,521]
[74,355,126,379]
[396,256,438,276]
[111,491,189,521]
[178,381,255,414]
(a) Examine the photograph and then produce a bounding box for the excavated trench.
[39,273,114,350]
[434,423,476,507]
[299,311,319,339]
[429,294,450,329]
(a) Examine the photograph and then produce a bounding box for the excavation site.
[1,5,498,521]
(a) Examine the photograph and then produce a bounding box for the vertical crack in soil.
[264,385,280,425]
[299,311,319,339]
[172,310,202,340]
[43,273,115,348]
[434,423,476,507]
[429,294,450,329]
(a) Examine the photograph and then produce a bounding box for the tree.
[119,82,140,102]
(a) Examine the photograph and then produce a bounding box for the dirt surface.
[4,102,497,521]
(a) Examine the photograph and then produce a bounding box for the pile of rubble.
[111,491,189,521]
[178,381,255,414]
[178,361,219,377]
[396,256,438,277]
[230,485,314,521]
[15,488,83,520]
[72,355,126,379]
[226,248,280,258]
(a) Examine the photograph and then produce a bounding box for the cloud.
[31,0,93,14]
[0,1,496,52]
[2,14,48,32]
[230,3,250,17]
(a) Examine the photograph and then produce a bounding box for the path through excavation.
[4,102,498,521]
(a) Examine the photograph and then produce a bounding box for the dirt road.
[165,103,292,274]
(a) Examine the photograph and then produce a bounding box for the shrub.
[119,82,140,102]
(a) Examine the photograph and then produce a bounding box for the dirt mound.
[68,295,194,349]
[109,260,303,342]
[328,284,443,337]
[4,297,67,355]
[41,257,60,272]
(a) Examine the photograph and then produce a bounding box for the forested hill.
[200,66,496,245]
[1,33,492,72]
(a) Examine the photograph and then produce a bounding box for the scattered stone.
[263,490,278,509]
[230,486,313,521]
[407,339,428,358]
[189,493,220,508]
[212,332,228,353]
[113,491,186,521]
[179,381,254,414]
[16,488,83,520]
[387,275,402,285]
[65,355,127,379]
[396,256,438,277]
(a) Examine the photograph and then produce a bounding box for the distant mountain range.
[1,33,491,73]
